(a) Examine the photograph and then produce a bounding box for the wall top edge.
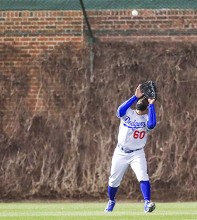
[0,0,197,11]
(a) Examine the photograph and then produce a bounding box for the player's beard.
[136,103,147,111]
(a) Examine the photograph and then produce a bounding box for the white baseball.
[132,10,138,16]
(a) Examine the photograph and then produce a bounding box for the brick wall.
[0,10,83,57]
[1,9,197,57]
[88,9,197,42]
[1,9,197,59]
[1,9,197,113]
[0,10,83,114]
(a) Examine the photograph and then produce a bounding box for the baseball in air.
[132,10,138,16]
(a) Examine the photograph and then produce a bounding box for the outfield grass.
[0,201,196,220]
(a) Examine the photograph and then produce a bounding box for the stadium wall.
[1,9,197,112]
[1,9,197,57]
[1,7,197,200]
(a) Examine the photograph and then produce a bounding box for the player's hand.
[148,98,155,104]
[135,84,143,98]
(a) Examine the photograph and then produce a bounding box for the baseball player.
[104,84,156,213]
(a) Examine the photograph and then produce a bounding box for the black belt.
[118,145,142,153]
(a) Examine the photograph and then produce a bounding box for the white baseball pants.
[108,146,149,187]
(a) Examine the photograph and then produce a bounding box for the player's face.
[136,99,148,111]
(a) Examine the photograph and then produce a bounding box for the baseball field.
[0,201,196,220]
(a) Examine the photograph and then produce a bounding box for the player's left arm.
[147,99,157,130]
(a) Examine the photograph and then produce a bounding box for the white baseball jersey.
[117,108,149,151]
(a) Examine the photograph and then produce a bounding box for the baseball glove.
[140,81,158,100]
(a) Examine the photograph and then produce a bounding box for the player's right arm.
[116,85,143,117]
[116,96,138,117]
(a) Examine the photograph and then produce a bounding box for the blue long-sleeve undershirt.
[116,96,156,130]
[147,104,156,129]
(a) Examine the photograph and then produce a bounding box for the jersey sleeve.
[116,95,138,118]
[147,104,156,130]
